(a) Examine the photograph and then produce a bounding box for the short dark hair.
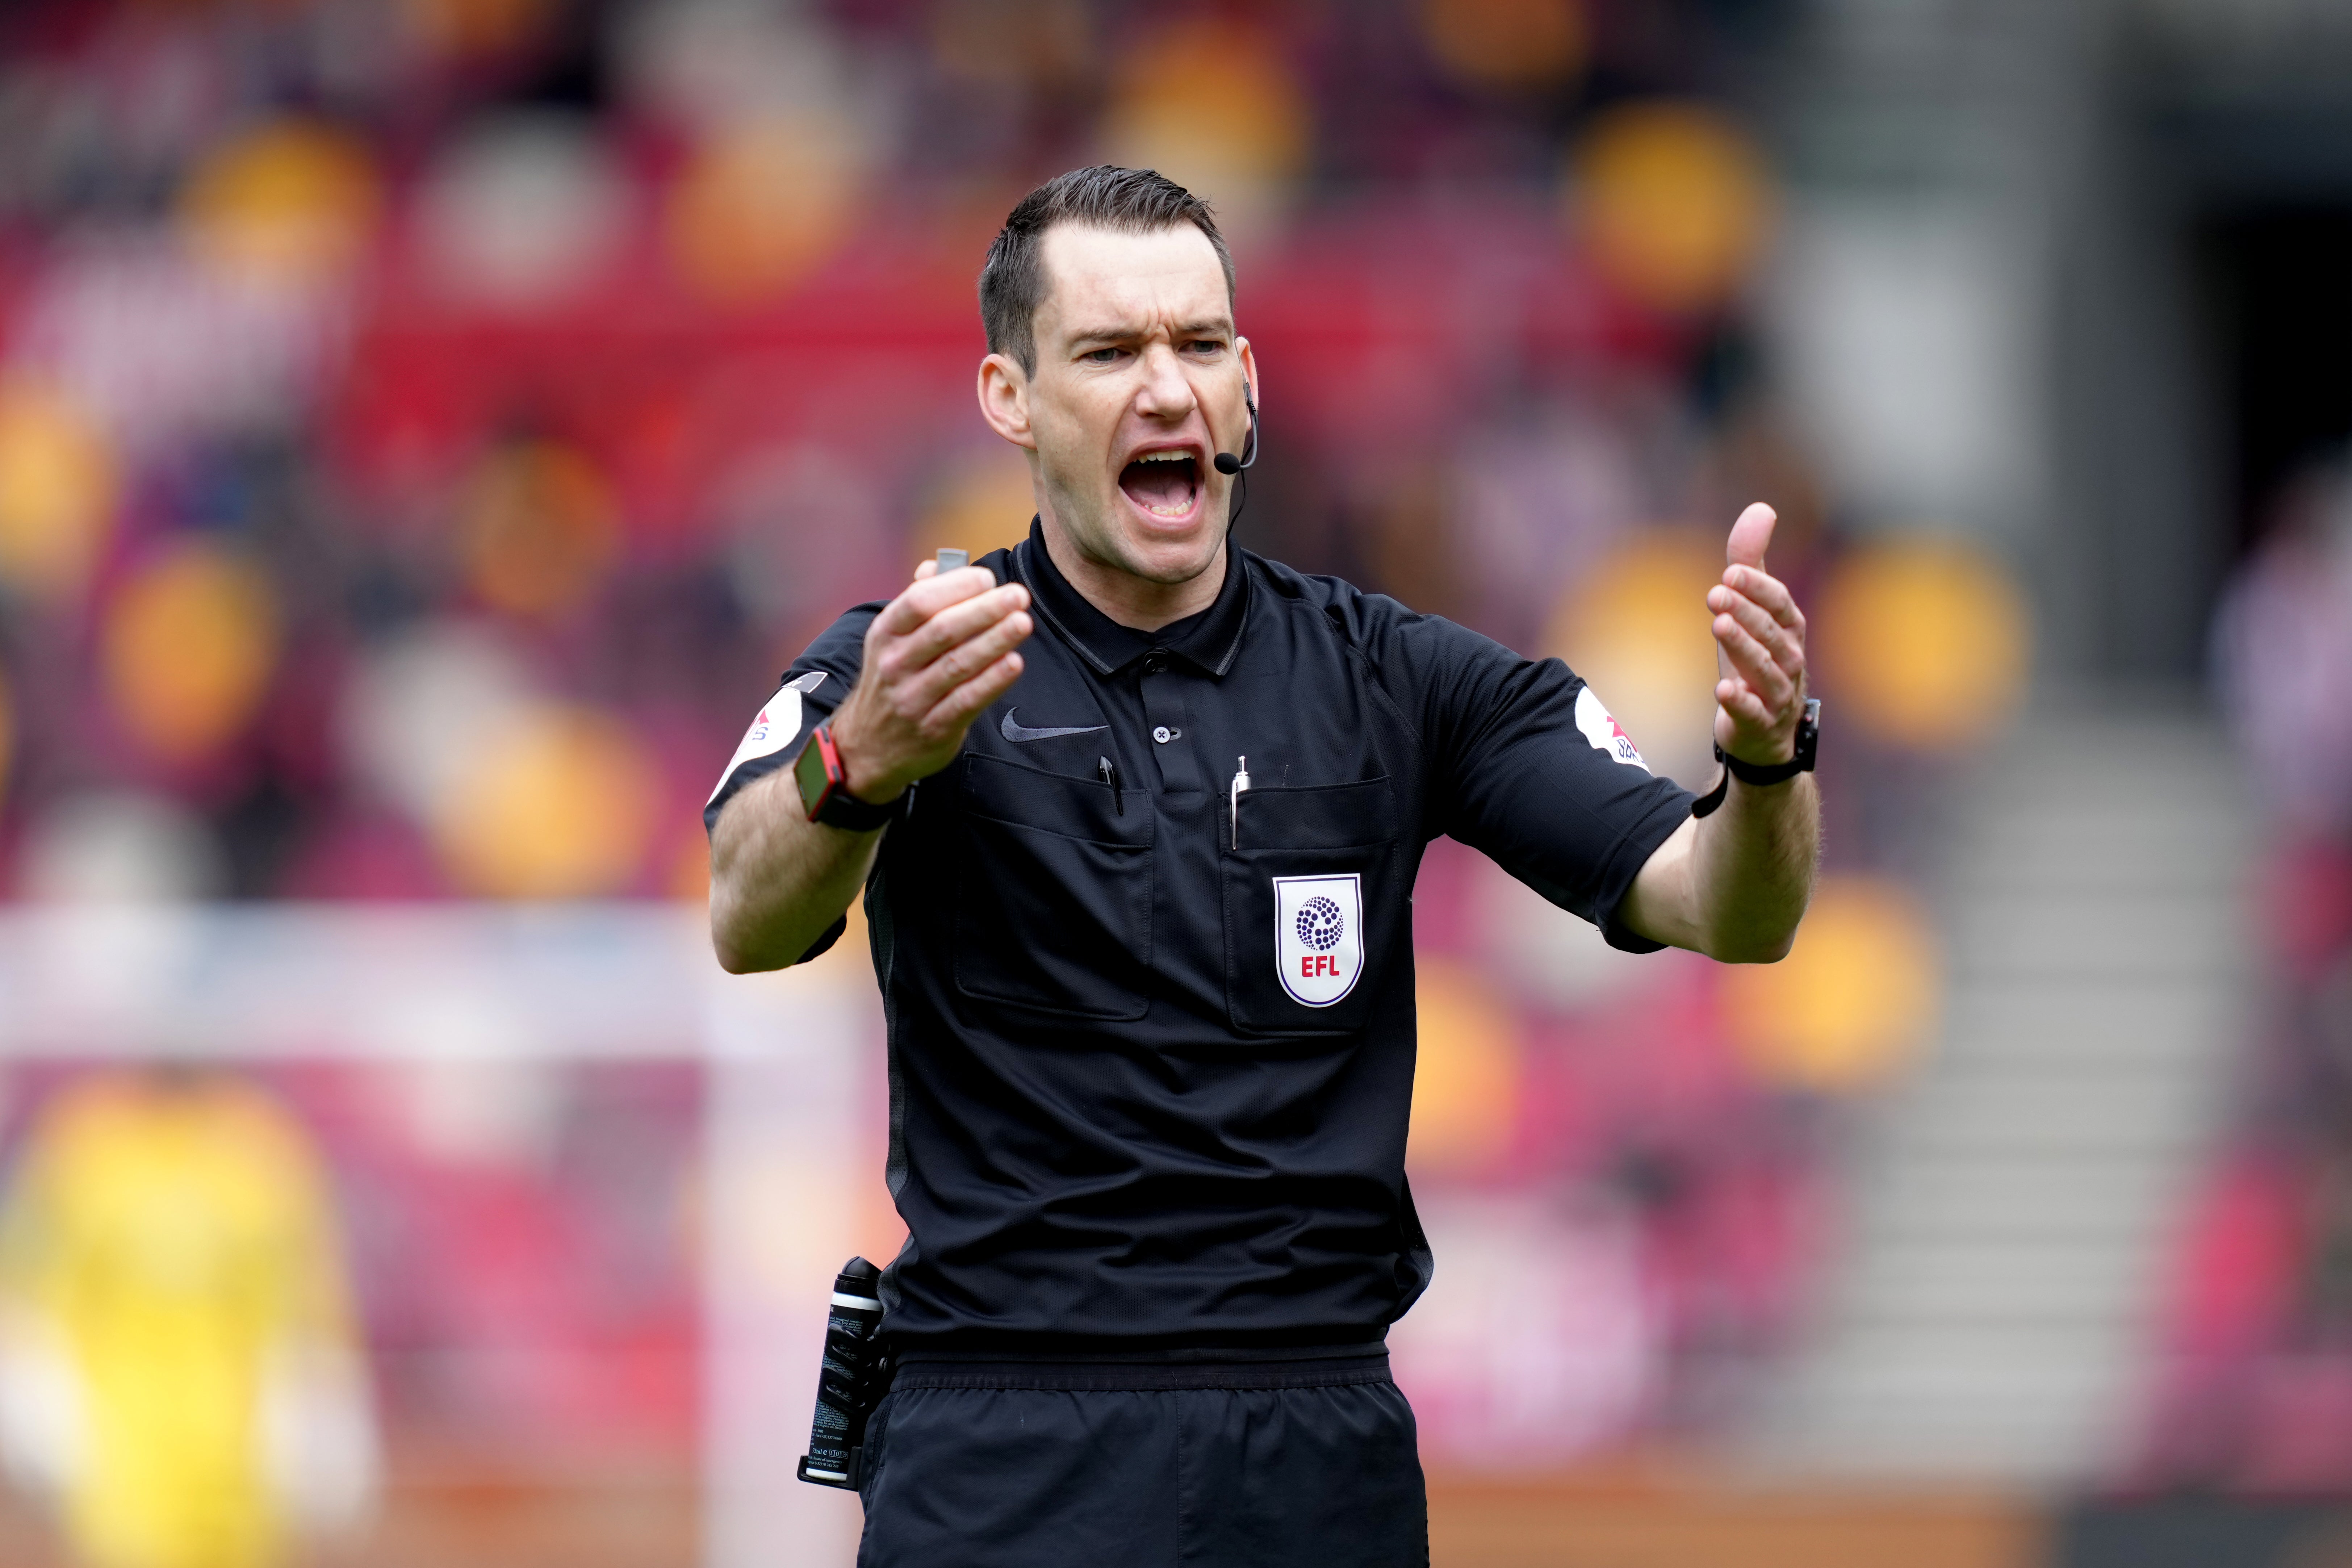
[979,165,1236,376]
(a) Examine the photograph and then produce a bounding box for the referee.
[707,166,1819,1568]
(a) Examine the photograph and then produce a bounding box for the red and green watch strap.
[794,725,901,832]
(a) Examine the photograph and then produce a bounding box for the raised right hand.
[1706,502,1808,767]
[828,561,1032,803]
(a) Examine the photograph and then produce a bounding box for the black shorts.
[854,1350,1429,1568]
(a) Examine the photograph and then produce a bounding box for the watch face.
[794,730,831,818]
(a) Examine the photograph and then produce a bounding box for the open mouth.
[1117,450,1201,520]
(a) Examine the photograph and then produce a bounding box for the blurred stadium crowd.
[10,0,2312,1562]
[0,0,2031,903]
[2138,461,2352,1493]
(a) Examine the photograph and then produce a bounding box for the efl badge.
[706,671,827,806]
[1574,685,1649,770]
[1274,873,1364,1008]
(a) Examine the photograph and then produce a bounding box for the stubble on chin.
[1046,485,1226,588]
[1113,531,1225,587]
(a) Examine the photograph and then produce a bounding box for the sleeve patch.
[705,672,827,807]
[1574,685,1650,771]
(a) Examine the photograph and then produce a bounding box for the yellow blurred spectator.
[1102,21,1309,227]
[434,702,658,898]
[101,543,279,763]
[0,1070,376,1568]
[1407,959,1522,1176]
[1721,877,1940,1091]
[665,112,865,305]
[913,448,1038,565]
[1420,0,1587,93]
[0,382,119,606]
[1568,101,1774,315]
[179,121,381,289]
[458,440,620,621]
[1815,535,2031,752]
[1544,529,1722,786]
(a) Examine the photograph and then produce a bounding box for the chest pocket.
[955,753,1154,1020]
[1221,777,1400,1037]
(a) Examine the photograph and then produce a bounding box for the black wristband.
[813,786,901,833]
[1691,699,1819,819]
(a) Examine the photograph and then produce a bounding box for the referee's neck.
[1038,518,1228,634]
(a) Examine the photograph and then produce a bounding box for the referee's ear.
[977,352,1038,452]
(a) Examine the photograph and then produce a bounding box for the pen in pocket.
[1098,756,1123,816]
[1229,757,1250,849]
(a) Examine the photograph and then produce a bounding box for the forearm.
[708,769,885,973]
[1688,773,1819,962]
[1618,774,1818,962]
[705,557,1030,973]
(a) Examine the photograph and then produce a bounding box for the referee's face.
[992,222,1255,592]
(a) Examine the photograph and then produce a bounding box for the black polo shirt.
[706,522,1694,1352]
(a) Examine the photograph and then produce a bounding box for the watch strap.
[814,786,900,833]
[797,726,901,832]
[1691,699,1819,820]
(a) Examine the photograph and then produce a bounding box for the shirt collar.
[1012,517,1250,679]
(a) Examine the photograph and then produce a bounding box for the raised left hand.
[1707,502,1808,766]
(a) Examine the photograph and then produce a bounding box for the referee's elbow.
[709,900,783,975]
[711,933,794,975]
[1707,925,1798,965]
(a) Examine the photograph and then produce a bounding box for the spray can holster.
[796,1256,888,1489]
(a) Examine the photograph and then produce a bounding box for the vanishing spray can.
[797,1257,886,1489]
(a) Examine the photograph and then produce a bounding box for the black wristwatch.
[1692,698,1819,819]
[794,725,900,832]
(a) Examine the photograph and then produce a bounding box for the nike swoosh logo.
[1001,708,1108,743]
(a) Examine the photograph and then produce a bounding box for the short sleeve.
[1379,609,1695,950]
[702,605,878,838]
